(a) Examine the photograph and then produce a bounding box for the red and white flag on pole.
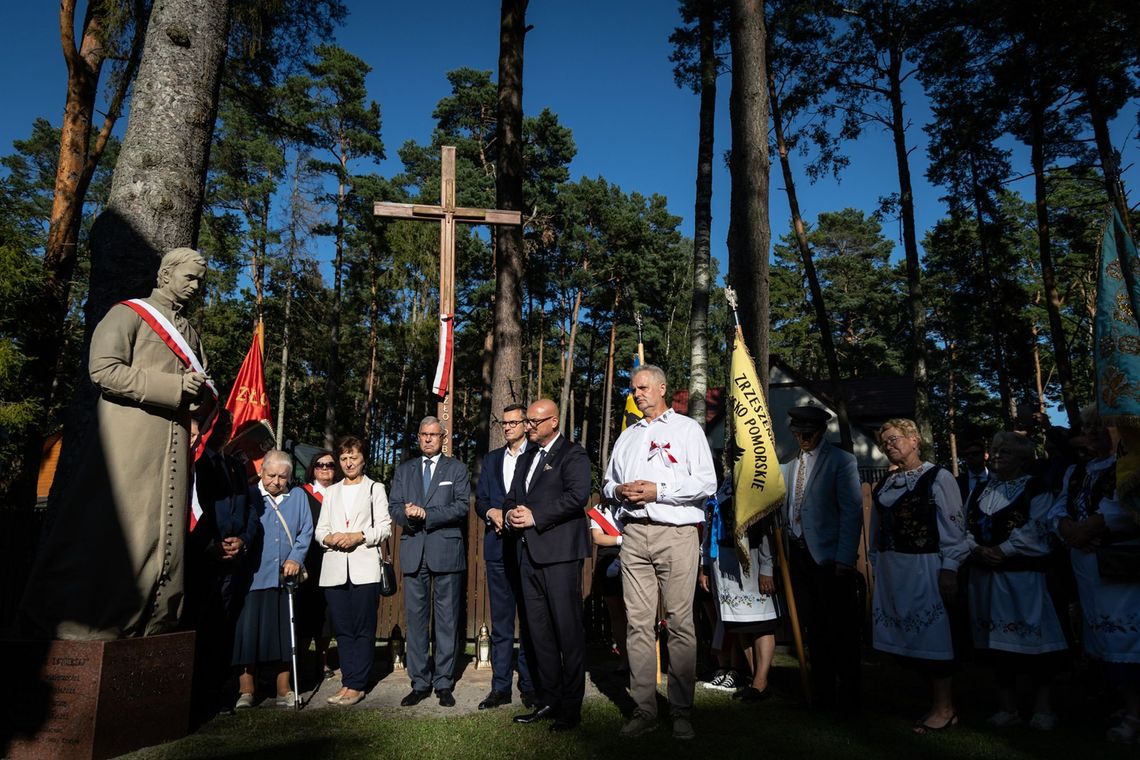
[432,313,454,398]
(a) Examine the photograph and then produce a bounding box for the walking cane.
[773,519,813,707]
[285,575,301,711]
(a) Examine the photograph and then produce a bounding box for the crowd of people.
[183,364,1140,744]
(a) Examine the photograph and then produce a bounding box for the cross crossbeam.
[373,145,522,455]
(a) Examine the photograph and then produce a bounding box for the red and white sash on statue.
[431,313,454,398]
[121,298,219,530]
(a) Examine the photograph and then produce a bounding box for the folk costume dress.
[704,481,781,648]
[965,476,1067,655]
[870,463,968,660]
[1048,456,1140,663]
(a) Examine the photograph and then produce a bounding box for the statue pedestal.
[3,631,194,760]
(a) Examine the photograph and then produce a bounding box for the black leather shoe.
[436,688,456,707]
[513,705,557,724]
[520,690,537,709]
[400,688,431,707]
[478,690,512,710]
[550,714,580,732]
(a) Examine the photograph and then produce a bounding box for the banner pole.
[774,523,812,706]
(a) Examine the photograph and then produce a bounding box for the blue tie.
[422,458,433,497]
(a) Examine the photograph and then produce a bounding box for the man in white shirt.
[602,365,716,740]
[474,403,535,710]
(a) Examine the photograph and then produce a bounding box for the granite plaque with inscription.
[2,631,194,760]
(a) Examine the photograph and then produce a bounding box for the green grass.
[123,653,1137,760]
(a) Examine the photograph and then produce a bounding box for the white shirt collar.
[259,481,286,505]
[423,453,441,466]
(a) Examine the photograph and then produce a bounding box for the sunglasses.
[314,462,335,469]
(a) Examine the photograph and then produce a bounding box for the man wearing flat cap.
[780,405,864,712]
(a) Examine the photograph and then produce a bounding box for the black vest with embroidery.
[966,477,1052,571]
[1065,462,1115,521]
[873,466,942,554]
[966,477,1048,547]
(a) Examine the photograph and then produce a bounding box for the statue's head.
[156,247,207,305]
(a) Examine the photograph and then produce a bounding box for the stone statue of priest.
[20,248,213,640]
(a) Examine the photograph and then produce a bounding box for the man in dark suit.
[474,403,535,710]
[184,410,262,720]
[507,398,592,732]
[779,405,864,712]
[956,439,989,503]
[388,416,471,708]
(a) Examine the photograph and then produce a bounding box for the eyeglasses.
[881,435,906,447]
[500,419,525,428]
[314,462,335,470]
[525,416,555,427]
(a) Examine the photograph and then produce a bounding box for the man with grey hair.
[20,247,211,640]
[389,416,471,707]
[603,364,717,740]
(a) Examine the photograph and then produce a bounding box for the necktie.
[793,454,807,535]
[422,458,433,497]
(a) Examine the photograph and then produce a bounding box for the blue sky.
[2,1,1137,276]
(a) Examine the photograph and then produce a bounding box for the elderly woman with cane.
[233,450,313,709]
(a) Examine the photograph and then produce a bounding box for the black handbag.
[1096,542,1140,581]
[370,482,399,597]
[379,537,398,597]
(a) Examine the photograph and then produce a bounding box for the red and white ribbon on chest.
[648,440,678,464]
[121,298,219,531]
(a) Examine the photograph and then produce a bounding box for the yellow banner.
[727,329,786,572]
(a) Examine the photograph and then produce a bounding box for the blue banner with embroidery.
[1095,208,1140,524]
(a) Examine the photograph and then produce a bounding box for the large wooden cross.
[374,145,522,456]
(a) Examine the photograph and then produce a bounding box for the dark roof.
[670,387,724,423]
[671,355,914,429]
[769,355,915,423]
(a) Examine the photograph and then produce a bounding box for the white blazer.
[315,476,393,587]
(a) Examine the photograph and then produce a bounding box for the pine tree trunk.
[53,0,232,507]
[1081,70,1132,233]
[489,0,528,450]
[769,68,853,451]
[886,42,931,443]
[324,150,347,449]
[363,247,380,441]
[1028,96,1081,430]
[558,278,585,434]
[687,0,717,430]
[967,157,1015,425]
[600,290,620,474]
[727,0,771,391]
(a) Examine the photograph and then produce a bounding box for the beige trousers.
[620,522,700,718]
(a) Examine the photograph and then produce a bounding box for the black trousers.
[518,549,584,718]
[486,554,534,694]
[788,539,863,709]
[325,580,380,691]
